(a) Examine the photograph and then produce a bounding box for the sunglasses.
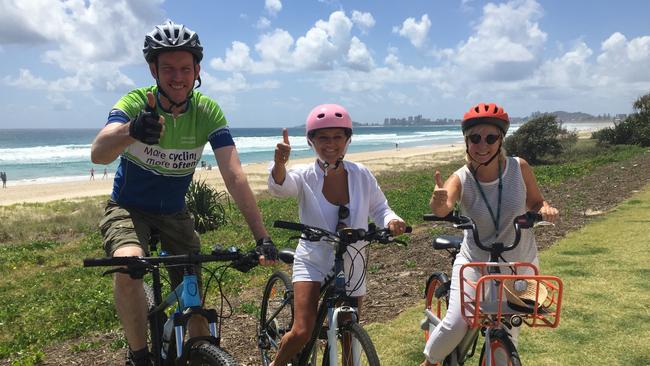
[336,205,350,231]
[467,133,500,145]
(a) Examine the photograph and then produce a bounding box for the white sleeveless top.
[454,157,537,263]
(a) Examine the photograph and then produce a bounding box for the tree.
[504,114,577,164]
[594,91,650,147]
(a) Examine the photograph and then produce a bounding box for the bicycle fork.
[326,305,361,366]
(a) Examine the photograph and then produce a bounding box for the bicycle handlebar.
[273,220,412,246]
[423,211,542,253]
[83,246,260,273]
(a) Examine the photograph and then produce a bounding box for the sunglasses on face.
[336,205,350,231]
[467,133,500,145]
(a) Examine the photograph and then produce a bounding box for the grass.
[368,183,650,365]
[0,141,646,364]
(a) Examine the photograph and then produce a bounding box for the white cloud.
[256,16,271,30]
[393,14,431,48]
[347,37,375,71]
[211,11,369,74]
[211,41,256,72]
[448,0,546,82]
[265,0,282,16]
[0,0,162,92]
[597,32,650,82]
[351,10,375,34]
[201,71,279,94]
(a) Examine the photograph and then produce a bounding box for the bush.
[504,114,577,164]
[185,180,230,233]
[594,92,650,146]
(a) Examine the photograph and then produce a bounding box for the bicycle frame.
[299,250,362,366]
[148,264,222,365]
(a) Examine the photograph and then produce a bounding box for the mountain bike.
[420,212,563,366]
[84,237,259,366]
[258,221,411,366]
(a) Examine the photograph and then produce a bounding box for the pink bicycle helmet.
[305,104,353,139]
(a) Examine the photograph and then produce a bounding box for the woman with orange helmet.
[422,103,559,366]
[268,104,408,366]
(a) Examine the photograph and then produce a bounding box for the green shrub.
[504,114,577,164]
[185,180,230,233]
[594,91,650,146]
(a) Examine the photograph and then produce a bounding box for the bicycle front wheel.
[479,329,521,366]
[259,271,294,366]
[187,343,237,366]
[321,322,380,366]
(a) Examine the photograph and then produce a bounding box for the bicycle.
[84,237,260,366]
[258,220,411,366]
[420,212,563,366]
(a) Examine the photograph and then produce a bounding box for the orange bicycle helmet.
[461,103,509,134]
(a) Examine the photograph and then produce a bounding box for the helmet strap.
[466,141,502,168]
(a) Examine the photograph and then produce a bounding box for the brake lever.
[534,220,555,227]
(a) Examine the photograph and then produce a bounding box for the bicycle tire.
[423,272,449,342]
[478,329,521,366]
[259,271,294,366]
[187,343,237,366]
[321,322,380,366]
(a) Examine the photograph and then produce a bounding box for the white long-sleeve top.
[268,160,401,235]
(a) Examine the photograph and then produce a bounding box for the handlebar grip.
[83,257,132,267]
[405,226,413,233]
[273,220,306,231]
[423,212,462,224]
[514,212,543,228]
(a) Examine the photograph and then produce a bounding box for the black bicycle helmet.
[143,20,203,63]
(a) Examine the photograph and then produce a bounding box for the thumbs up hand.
[431,170,448,208]
[274,128,292,166]
[129,91,165,145]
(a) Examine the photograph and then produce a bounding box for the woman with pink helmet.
[268,104,408,366]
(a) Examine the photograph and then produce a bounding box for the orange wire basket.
[459,262,563,329]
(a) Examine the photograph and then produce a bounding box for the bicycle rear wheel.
[259,271,294,366]
[423,272,449,342]
[321,322,380,366]
[187,343,237,366]
[479,329,521,366]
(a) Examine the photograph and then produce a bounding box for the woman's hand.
[539,203,559,223]
[388,219,408,236]
[274,128,291,166]
[271,128,291,185]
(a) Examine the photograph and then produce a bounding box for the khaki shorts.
[100,200,201,288]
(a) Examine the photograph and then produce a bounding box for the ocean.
[0,122,612,186]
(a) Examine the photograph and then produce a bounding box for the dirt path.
[17,150,650,366]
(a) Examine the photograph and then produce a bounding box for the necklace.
[472,159,503,233]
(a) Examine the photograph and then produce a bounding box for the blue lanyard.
[472,159,503,233]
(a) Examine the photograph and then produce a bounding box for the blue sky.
[1,0,649,129]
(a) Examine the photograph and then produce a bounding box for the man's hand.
[255,237,278,265]
[129,92,165,145]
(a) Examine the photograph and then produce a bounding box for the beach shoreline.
[0,144,464,206]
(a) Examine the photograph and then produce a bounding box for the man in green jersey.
[91,20,277,365]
